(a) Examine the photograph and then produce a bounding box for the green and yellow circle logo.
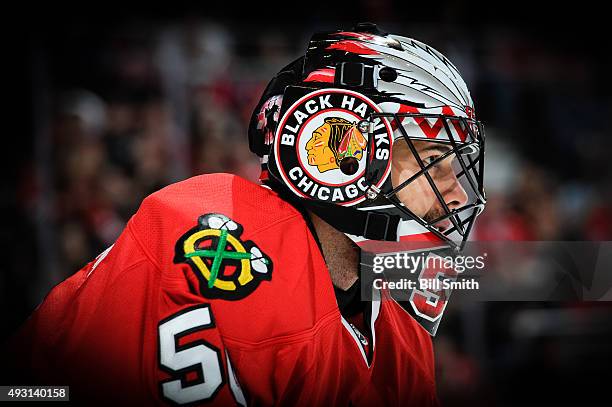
[174,213,273,300]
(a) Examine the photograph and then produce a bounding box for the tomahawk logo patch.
[273,88,393,206]
[174,213,273,300]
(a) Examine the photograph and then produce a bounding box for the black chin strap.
[264,178,400,241]
[304,200,399,241]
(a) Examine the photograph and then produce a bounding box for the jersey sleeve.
[6,223,147,395]
[6,221,245,405]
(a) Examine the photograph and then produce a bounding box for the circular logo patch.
[274,88,392,206]
[174,213,273,300]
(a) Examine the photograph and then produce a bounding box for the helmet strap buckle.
[365,185,380,200]
[363,211,391,240]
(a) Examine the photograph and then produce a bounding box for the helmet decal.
[383,103,473,142]
[305,117,367,174]
[272,88,393,206]
[326,40,380,55]
[256,94,283,147]
[304,68,336,83]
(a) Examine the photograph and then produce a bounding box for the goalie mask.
[249,23,486,254]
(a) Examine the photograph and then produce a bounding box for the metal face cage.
[367,112,486,251]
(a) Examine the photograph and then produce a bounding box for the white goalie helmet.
[248,23,486,253]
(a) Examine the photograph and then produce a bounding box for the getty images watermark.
[371,252,487,291]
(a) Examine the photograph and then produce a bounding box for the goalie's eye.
[424,154,442,167]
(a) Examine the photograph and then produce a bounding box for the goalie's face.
[391,140,468,232]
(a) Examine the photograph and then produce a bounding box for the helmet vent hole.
[379,67,398,82]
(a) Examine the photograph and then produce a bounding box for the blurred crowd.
[9,16,612,406]
[21,22,612,276]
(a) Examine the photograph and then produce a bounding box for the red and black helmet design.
[249,23,486,253]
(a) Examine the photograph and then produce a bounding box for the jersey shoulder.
[137,173,302,226]
[129,173,306,266]
[129,174,338,342]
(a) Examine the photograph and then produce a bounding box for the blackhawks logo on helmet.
[174,213,273,300]
[272,88,393,206]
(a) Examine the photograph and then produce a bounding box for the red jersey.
[12,174,439,406]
